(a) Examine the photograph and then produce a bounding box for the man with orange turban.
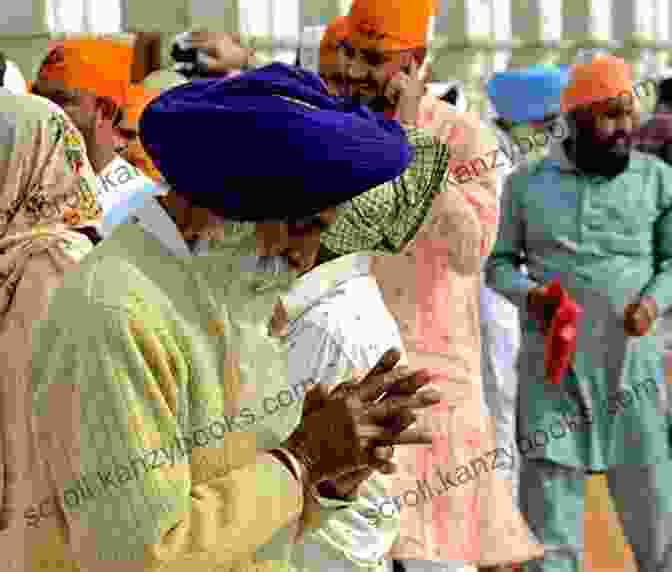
[33,39,162,238]
[486,53,672,572]
[314,3,544,572]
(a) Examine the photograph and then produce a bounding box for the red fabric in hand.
[544,279,583,385]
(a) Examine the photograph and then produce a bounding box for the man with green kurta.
[485,54,672,572]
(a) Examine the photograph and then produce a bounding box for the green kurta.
[486,144,672,470]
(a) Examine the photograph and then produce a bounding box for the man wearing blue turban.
[26,63,445,572]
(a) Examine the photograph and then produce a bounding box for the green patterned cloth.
[321,126,450,255]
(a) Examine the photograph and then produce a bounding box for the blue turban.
[139,63,413,221]
[486,65,570,123]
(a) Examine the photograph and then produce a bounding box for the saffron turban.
[139,63,413,221]
[345,0,436,51]
[120,84,163,183]
[560,54,633,114]
[38,38,133,106]
[486,65,570,122]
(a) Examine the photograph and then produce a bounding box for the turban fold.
[38,39,133,106]
[345,0,436,51]
[139,63,413,221]
[560,55,633,114]
[486,65,570,122]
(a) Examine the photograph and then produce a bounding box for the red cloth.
[544,279,583,385]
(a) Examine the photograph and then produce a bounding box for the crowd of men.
[1,1,672,572]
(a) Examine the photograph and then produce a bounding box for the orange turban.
[320,16,349,70]
[122,84,160,127]
[560,55,633,114]
[118,84,163,182]
[346,0,436,51]
[38,38,133,106]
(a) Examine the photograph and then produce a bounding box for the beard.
[568,130,632,178]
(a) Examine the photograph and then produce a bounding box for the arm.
[639,163,672,314]
[425,111,501,274]
[485,174,540,310]
[31,299,304,572]
[288,320,400,568]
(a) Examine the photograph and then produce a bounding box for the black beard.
[565,137,632,178]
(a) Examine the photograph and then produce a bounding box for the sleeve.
[485,174,540,310]
[640,163,672,314]
[288,320,401,568]
[426,113,502,275]
[320,126,450,256]
[30,298,304,572]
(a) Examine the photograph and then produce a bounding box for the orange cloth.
[38,39,133,106]
[120,84,163,183]
[560,54,633,113]
[319,16,349,69]
[122,84,159,126]
[345,0,436,51]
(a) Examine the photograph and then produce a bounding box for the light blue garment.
[100,180,165,237]
[486,144,672,470]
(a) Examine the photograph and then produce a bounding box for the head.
[158,189,339,275]
[337,0,432,112]
[32,41,132,173]
[561,55,639,177]
[319,17,350,96]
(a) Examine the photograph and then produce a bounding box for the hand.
[527,284,563,334]
[385,59,426,125]
[283,348,442,486]
[317,468,375,501]
[189,30,255,74]
[624,296,658,337]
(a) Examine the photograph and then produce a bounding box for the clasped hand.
[283,348,442,499]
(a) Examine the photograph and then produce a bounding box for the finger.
[370,459,397,474]
[391,428,434,445]
[359,426,434,446]
[362,349,402,380]
[372,445,395,461]
[408,57,419,80]
[379,369,436,397]
[358,364,430,403]
[366,388,443,422]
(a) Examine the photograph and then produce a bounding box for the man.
[33,39,161,236]
[480,65,570,508]
[25,63,444,572]
[486,54,672,572]
[319,2,544,572]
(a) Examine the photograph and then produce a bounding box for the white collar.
[282,253,373,323]
[131,197,193,257]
